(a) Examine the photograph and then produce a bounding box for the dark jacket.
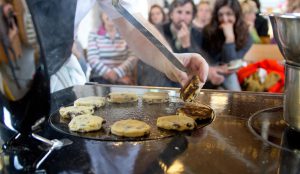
[27,0,76,76]
[255,14,269,37]
[157,22,203,53]
[137,60,180,88]
[202,34,253,65]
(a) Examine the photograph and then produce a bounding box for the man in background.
[137,0,204,88]
[157,0,202,53]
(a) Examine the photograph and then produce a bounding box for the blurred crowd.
[81,0,298,92]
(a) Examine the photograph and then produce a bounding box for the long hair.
[148,4,167,25]
[252,0,261,12]
[203,0,248,52]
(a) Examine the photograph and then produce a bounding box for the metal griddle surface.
[49,96,214,141]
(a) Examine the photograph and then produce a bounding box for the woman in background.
[202,0,252,91]
[193,1,212,31]
[241,0,261,44]
[87,12,138,85]
[148,4,167,25]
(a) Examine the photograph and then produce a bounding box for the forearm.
[222,35,253,62]
[115,56,138,78]
[222,43,238,63]
[88,59,110,76]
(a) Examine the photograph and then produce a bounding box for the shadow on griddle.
[143,135,188,174]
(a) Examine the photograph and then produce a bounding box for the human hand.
[117,76,132,85]
[207,66,227,85]
[177,22,191,48]
[220,22,235,43]
[3,4,14,18]
[246,21,255,30]
[104,70,118,82]
[3,4,18,40]
[8,22,18,40]
[163,53,209,88]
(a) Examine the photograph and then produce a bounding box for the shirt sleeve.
[87,32,111,77]
[113,54,138,78]
[221,34,253,63]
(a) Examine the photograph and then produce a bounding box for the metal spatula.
[112,0,187,72]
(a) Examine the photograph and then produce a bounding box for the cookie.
[157,115,196,131]
[180,75,201,102]
[111,119,151,137]
[107,92,138,103]
[59,106,94,119]
[74,96,106,108]
[68,114,104,132]
[142,92,169,104]
[177,102,213,124]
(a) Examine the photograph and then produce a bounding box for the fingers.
[219,64,232,75]
[174,53,209,86]
[3,4,14,17]
[213,73,225,85]
[208,66,225,85]
[176,70,189,87]
[178,22,189,35]
[181,22,188,32]
[185,53,209,83]
[212,77,224,85]
[219,23,224,29]
[163,53,209,87]
[209,71,224,85]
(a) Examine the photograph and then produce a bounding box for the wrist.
[181,41,191,48]
[225,36,235,43]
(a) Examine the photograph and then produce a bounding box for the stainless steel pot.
[269,13,300,130]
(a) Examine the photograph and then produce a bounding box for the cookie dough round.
[111,119,151,137]
[59,106,94,119]
[157,115,196,131]
[74,96,106,108]
[142,92,169,104]
[68,114,104,132]
[107,92,138,103]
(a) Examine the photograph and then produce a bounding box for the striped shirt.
[87,32,137,79]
